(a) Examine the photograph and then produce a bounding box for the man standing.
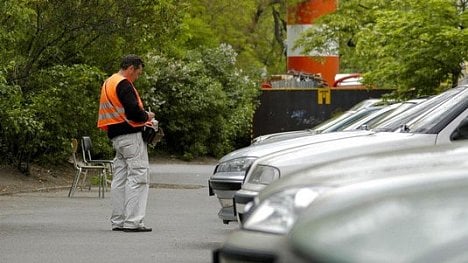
[97,54,155,232]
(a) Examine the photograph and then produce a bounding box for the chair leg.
[68,168,82,197]
[80,170,90,191]
[104,164,113,192]
[98,170,104,198]
[102,168,107,194]
[102,169,107,198]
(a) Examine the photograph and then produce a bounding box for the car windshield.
[348,99,381,111]
[344,103,403,131]
[406,89,468,134]
[320,107,383,133]
[368,100,426,129]
[310,111,356,132]
[311,99,383,132]
[373,87,465,132]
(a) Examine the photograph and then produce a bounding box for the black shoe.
[112,227,125,231]
[123,226,152,232]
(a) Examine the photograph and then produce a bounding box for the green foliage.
[26,65,113,163]
[141,45,259,159]
[0,0,282,170]
[0,65,112,167]
[5,0,185,86]
[182,0,288,76]
[295,0,467,98]
[0,0,187,170]
[0,71,29,164]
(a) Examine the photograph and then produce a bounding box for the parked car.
[209,100,393,223]
[210,88,460,224]
[209,129,373,223]
[213,141,468,263]
[288,165,468,263]
[234,85,468,222]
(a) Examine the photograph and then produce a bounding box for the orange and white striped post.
[287,0,338,86]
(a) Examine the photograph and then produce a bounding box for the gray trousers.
[110,132,150,229]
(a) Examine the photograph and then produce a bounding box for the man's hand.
[147,111,155,120]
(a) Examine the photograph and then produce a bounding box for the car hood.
[218,130,373,163]
[258,141,468,200]
[243,131,437,192]
[289,167,468,263]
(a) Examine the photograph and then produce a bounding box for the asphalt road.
[0,163,238,263]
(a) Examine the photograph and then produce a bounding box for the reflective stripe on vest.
[97,73,145,131]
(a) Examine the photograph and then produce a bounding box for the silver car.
[234,85,468,222]
[213,141,468,263]
[209,100,390,223]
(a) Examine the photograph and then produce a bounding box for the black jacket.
[107,79,149,139]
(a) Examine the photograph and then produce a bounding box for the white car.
[209,100,393,223]
[234,85,468,222]
[210,88,457,223]
[209,101,425,223]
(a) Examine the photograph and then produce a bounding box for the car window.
[373,87,465,132]
[344,103,402,131]
[407,90,468,134]
[311,111,356,132]
[321,107,383,133]
[348,99,380,111]
[369,101,423,129]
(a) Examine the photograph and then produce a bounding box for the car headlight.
[247,165,280,185]
[243,187,328,234]
[216,157,257,173]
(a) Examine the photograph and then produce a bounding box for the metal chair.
[81,136,114,191]
[68,138,107,198]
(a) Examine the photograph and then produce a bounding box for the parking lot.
[0,163,237,263]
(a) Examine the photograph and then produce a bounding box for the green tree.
[0,0,187,171]
[182,0,291,76]
[0,70,30,170]
[295,0,467,98]
[0,0,283,171]
[7,0,185,86]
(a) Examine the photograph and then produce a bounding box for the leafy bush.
[27,64,114,163]
[0,71,31,167]
[0,65,113,171]
[141,44,259,159]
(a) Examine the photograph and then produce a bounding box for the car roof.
[373,86,467,132]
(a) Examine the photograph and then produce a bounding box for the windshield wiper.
[399,124,410,133]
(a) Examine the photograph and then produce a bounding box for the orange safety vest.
[97,73,146,131]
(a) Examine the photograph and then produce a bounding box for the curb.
[0,186,71,196]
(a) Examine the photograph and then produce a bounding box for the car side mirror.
[451,117,468,141]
